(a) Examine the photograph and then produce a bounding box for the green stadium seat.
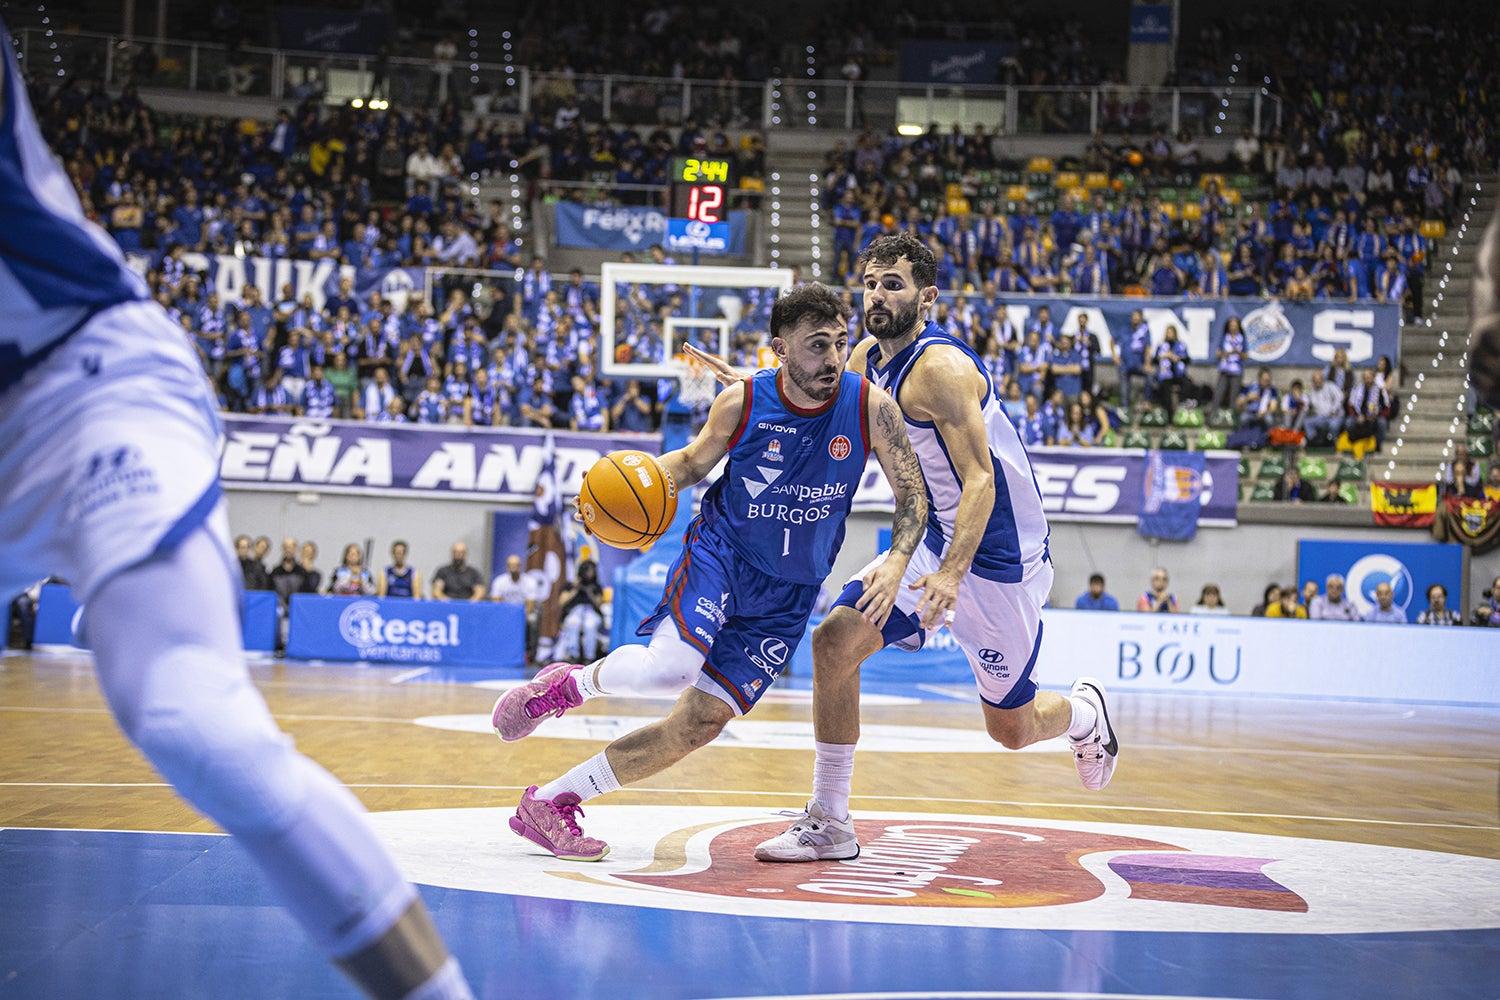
[1335,458,1367,482]
[1469,434,1495,458]
[1258,455,1286,480]
[1468,411,1494,434]
[1337,482,1360,504]
[1172,408,1204,428]
[1209,408,1237,429]
[1249,482,1278,501]
[1097,428,1117,448]
[1159,430,1190,450]
[1124,429,1153,449]
[1139,408,1169,428]
[1237,457,1251,478]
[1195,430,1226,450]
[1157,187,1178,202]
[1298,456,1329,481]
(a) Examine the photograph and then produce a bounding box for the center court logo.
[364,806,1500,934]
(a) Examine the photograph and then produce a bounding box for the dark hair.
[1089,573,1105,585]
[1427,582,1447,600]
[769,282,850,340]
[1263,583,1281,603]
[856,231,938,290]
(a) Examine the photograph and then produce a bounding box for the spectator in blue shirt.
[1051,332,1084,401]
[1116,308,1152,409]
[1214,316,1247,410]
[1075,573,1120,611]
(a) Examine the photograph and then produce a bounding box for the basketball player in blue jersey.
[0,23,474,1000]
[735,232,1119,862]
[491,283,929,861]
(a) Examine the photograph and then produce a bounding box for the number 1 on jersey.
[782,528,791,557]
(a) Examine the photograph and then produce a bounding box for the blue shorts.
[639,519,821,714]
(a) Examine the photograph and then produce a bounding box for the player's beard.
[783,358,842,402]
[864,297,921,341]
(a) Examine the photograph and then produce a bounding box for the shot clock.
[667,157,733,254]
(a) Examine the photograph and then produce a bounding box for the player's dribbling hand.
[910,568,962,630]
[682,344,746,387]
[572,493,592,533]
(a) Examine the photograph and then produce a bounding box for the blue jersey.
[1,22,149,391]
[384,565,415,598]
[697,367,870,584]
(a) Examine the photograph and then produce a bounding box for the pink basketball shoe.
[509,786,610,862]
[491,662,585,742]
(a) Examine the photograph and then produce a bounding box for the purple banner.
[852,447,1239,526]
[219,415,662,502]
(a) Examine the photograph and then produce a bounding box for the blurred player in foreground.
[0,22,472,999]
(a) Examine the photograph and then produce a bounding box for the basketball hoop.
[675,353,719,409]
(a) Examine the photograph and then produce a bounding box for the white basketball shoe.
[753,800,859,862]
[1069,677,1119,791]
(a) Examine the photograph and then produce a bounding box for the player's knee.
[811,609,867,677]
[983,711,1031,750]
[674,699,730,750]
[122,648,307,835]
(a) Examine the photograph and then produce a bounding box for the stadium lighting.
[897,124,924,136]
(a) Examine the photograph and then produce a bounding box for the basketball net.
[674,354,719,409]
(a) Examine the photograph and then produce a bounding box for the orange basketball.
[1127,150,1144,167]
[1111,177,1125,192]
[577,450,678,550]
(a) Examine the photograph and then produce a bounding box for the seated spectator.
[1274,468,1317,502]
[1250,583,1281,617]
[1487,465,1500,501]
[1364,581,1408,624]
[360,366,398,421]
[377,540,423,599]
[1471,576,1500,627]
[1415,583,1462,626]
[431,542,485,601]
[1279,379,1309,434]
[1345,368,1391,450]
[326,543,375,596]
[1308,573,1360,621]
[1055,402,1095,447]
[1075,573,1119,611]
[236,534,270,591]
[1236,367,1280,431]
[1265,586,1308,619]
[1302,369,1346,446]
[1443,459,1485,499]
[557,559,607,661]
[1137,568,1178,613]
[1189,584,1230,616]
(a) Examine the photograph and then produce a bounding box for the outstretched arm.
[857,385,928,629]
[653,380,747,491]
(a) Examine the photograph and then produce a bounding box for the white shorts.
[839,544,1053,709]
[0,301,230,605]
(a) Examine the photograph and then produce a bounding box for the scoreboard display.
[669,157,731,224]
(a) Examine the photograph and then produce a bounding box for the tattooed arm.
[857,384,928,629]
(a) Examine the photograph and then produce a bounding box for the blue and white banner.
[220,416,661,502]
[34,584,278,652]
[854,446,1240,526]
[1138,450,1206,541]
[1297,539,1465,623]
[1129,5,1174,44]
[285,594,524,667]
[897,41,1015,85]
[666,218,733,255]
[935,296,1401,368]
[554,203,748,255]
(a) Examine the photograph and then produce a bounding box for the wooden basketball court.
[3,648,1497,999]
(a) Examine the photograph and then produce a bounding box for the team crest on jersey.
[829,435,852,460]
[761,438,784,463]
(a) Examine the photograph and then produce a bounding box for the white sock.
[811,741,856,820]
[401,957,475,1000]
[1066,696,1099,740]
[537,750,621,803]
[573,658,607,699]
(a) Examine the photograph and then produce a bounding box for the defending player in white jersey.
[0,21,473,999]
[691,232,1120,862]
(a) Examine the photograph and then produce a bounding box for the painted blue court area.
[2,828,1496,1000]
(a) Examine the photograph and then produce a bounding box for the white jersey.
[0,20,148,392]
[863,322,1050,583]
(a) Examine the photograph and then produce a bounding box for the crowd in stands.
[1074,570,1500,626]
